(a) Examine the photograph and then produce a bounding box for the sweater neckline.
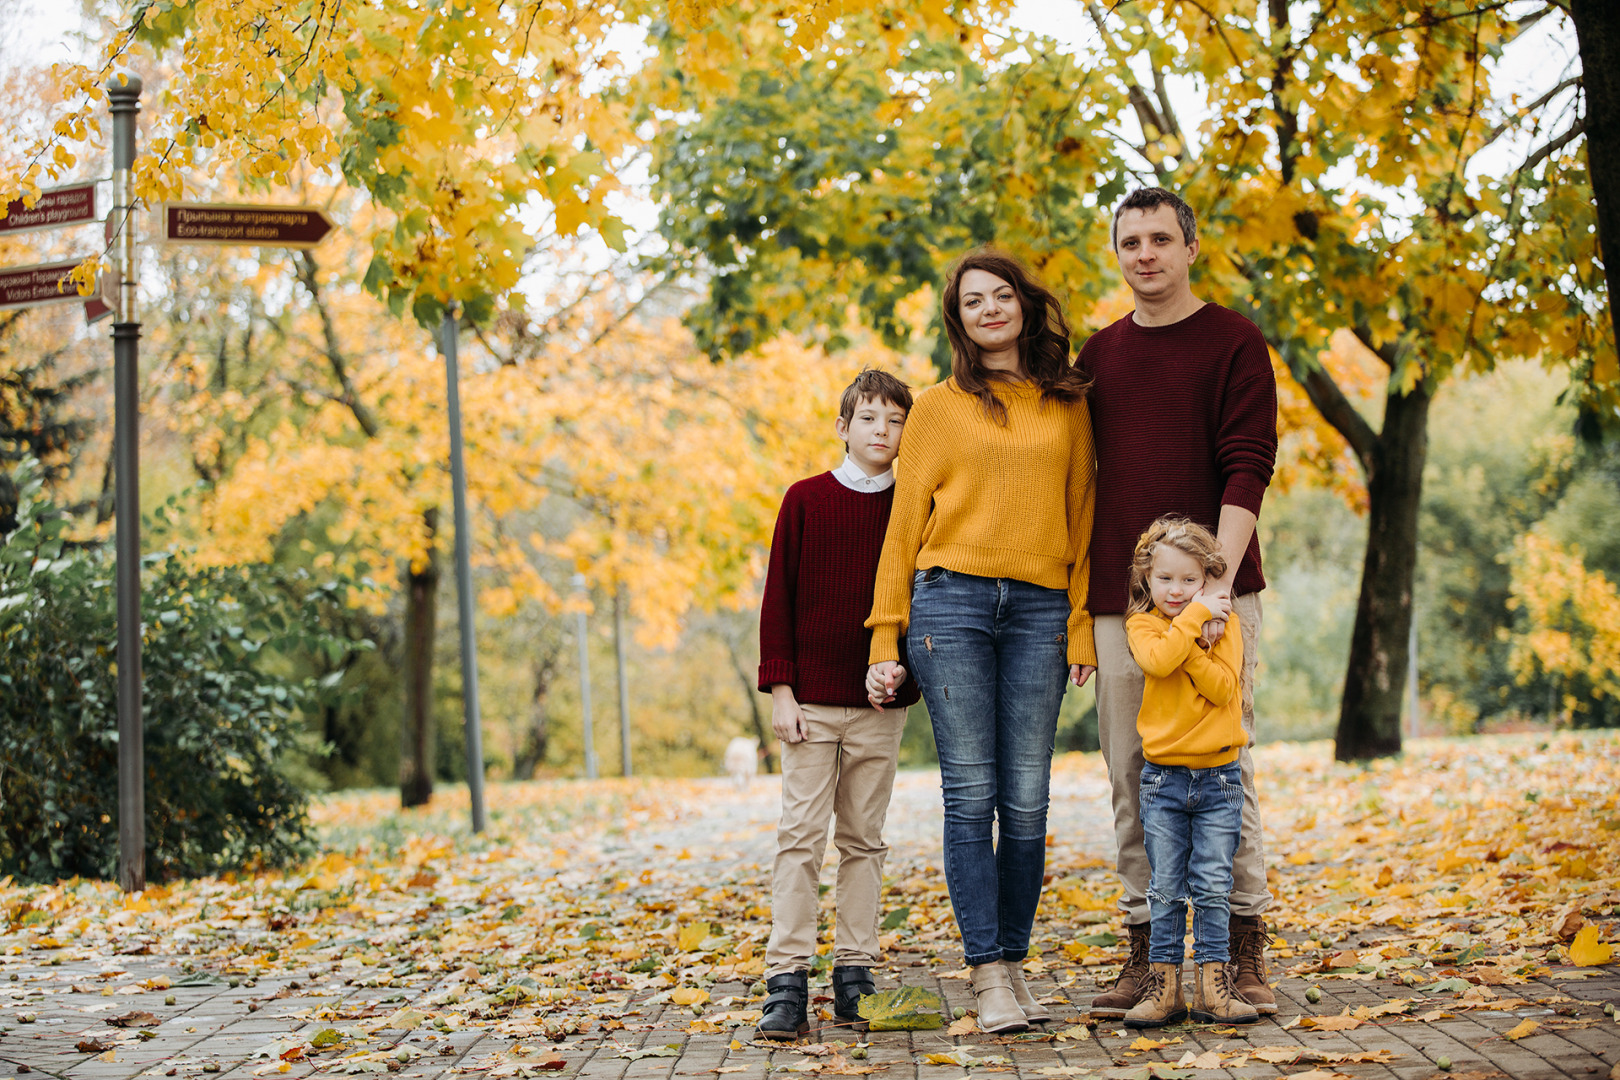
[1125,302,1215,335]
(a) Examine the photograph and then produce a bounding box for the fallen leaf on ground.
[107,1010,160,1027]
[858,987,944,1031]
[1503,1018,1538,1040]
[946,1014,978,1036]
[1569,925,1614,966]
[1299,1014,1362,1031]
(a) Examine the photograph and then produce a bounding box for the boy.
[755,368,920,1040]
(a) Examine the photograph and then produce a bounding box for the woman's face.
[956,268,1024,358]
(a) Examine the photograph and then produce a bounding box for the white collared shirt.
[832,454,895,493]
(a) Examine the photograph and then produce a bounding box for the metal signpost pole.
[574,573,598,780]
[441,309,487,833]
[108,74,144,893]
[614,585,631,777]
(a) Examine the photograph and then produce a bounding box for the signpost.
[1,182,98,237]
[161,203,334,248]
[1,73,493,872]
[0,260,96,310]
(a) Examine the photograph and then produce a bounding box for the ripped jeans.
[1139,760,1245,965]
[905,568,1070,966]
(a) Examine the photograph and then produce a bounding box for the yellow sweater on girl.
[865,378,1097,667]
[1126,600,1244,768]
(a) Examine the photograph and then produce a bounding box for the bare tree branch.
[1518,117,1587,176]
[294,250,380,438]
[1479,75,1582,150]
[1294,359,1380,474]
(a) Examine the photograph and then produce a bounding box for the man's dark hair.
[839,368,913,425]
[1111,187,1199,250]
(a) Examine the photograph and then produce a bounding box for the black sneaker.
[758,971,810,1040]
[831,966,875,1031]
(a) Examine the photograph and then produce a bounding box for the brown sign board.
[162,203,334,248]
[0,183,98,236]
[0,260,95,311]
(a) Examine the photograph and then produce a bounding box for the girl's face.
[1149,545,1206,617]
[956,268,1024,358]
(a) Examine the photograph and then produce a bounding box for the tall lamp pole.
[441,309,487,833]
[109,74,145,893]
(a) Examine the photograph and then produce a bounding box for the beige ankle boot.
[1191,961,1259,1024]
[1123,962,1186,1028]
[970,963,1029,1033]
[1002,960,1050,1024]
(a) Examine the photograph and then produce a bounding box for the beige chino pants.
[765,703,908,975]
[1094,592,1272,924]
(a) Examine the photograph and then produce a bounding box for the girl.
[1121,517,1258,1027]
[864,249,1095,1034]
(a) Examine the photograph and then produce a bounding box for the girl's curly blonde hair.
[1125,516,1228,617]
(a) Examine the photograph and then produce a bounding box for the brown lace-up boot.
[1191,961,1259,1024]
[1089,922,1151,1019]
[1123,963,1186,1028]
[1228,914,1277,1015]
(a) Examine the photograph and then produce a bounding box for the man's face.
[1113,204,1198,301]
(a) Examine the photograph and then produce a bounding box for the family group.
[753,186,1278,1038]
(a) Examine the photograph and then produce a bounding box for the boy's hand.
[770,685,809,744]
[1069,664,1095,687]
[865,662,905,709]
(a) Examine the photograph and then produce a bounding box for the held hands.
[1194,584,1232,646]
[770,685,809,744]
[865,661,906,709]
[1069,664,1096,687]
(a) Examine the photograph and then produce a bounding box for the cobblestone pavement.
[2,767,1617,1080]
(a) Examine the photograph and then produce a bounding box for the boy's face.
[835,395,908,476]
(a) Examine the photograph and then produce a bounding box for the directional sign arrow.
[0,259,96,311]
[162,202,335,248]
[0,182,99,236]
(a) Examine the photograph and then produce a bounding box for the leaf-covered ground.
[2,733,1617,1079]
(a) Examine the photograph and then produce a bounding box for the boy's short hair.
[1111,187,1199,250]
[839,368,913,423]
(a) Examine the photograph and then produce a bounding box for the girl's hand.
[1070,664,1096,687]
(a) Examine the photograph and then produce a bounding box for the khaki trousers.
[765,703,908,975]
[1094,593,1271,924]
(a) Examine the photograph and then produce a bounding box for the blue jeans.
[906,569,1070,966]
[1139,761,1244,965]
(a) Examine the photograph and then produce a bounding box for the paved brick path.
[2,766,1617,1080]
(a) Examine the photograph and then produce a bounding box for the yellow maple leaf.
[671,987,709,1006]
[1569,925,1614,966]
[1504,1018,1539,1040]
[676,924,709,952]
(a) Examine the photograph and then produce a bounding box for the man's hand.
[1194,587,1233,620]
[865,662,906,709]
[1070,664,1096,687]
[770,685,809,743]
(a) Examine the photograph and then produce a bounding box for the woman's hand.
[866,662,906,709]
[1069,664,1096,687]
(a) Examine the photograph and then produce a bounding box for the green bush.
[0,462,367,883]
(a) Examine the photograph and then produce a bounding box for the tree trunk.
[513,642,560,780]
[401,508,440,807]
[1571,0,1619,345]
[1334,385,1431,761]
[722,635,777,774]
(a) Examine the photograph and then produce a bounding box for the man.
[1076,187,1279,1017]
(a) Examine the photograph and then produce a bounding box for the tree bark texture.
[1334,385,1431,761]
[1571,0,1619,345]
[400,508,440,807]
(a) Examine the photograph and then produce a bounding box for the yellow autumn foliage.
[1508,530,1620,716]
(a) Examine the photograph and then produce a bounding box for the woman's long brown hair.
[940,249,1091,424]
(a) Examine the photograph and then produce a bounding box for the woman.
[865,250,1096,1033]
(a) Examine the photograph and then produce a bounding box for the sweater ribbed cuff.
[1067,612,1098,667]
[868,624,901,666]
[757,659,796,693]
[1221,474,1269,517]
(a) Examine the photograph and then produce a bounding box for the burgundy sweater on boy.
[1077,303,1278,616]
[758,473,921,709]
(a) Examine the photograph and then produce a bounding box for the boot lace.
[1118,927,1151,984]
[1232,922,1267,982]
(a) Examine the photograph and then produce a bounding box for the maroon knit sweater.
[1077,303,1278,616]
[758,473,921,709]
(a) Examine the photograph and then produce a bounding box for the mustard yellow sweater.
[1126,602,1244,768]
[866,378,1097,667]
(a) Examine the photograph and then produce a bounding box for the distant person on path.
[756,368,921,1040]
[1078,187,1279,1019]
[865,250,1096,1034]
[1120,517,1258,1028]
